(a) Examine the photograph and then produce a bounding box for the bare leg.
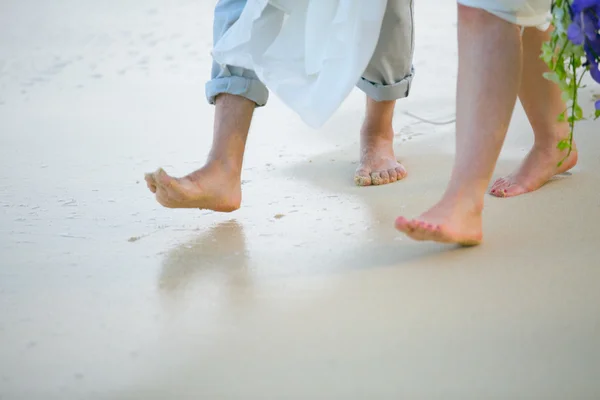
[354,0,414,187]
[395,5,523,245]
[490,27,577,198]
[355,98,408,186]
[145,94,254,211]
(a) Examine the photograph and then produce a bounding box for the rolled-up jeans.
[206,0,416,107]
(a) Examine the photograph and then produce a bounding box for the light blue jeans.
[206,0,416,107]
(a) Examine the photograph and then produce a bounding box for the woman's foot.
[490,141,577,198]
[145,163,242,212]
[395,196,483,246]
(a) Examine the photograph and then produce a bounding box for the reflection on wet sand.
[158,220,253,306]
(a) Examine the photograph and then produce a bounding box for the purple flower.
[567,0,600,82]
[568,2,600,43]
[571,0,600,14]
[568,21,585,44]
[568,22,585,44]
[591,60,600,83]
[596,99,600,110]
[583,11,599,40]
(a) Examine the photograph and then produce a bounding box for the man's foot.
[354,125,407,186]
[145,164,242,212]
[395,198,483,246]
[490,141,578,198]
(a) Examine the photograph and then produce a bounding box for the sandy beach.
[1,0,600,398]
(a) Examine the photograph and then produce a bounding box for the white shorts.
[457,0,552,29]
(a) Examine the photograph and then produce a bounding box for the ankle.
[360,121,395,144]
[442,187,485,215]
[532,124,572,148]
[531,138,576,154]
[363,98,395,134]
[203,157,243,178]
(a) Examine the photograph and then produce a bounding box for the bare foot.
[395,199,483,246]
[144,164,241,212]
[354,126,407,186]
[490,142,578,198]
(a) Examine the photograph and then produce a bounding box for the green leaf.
[543,72,560,84]
[557,139,570,150]
[595,109,600,120]
[559,81,570,93]
[541,49,552,64]
[574,104,583,119]
[556,63,567,78]
[558,111,566,122]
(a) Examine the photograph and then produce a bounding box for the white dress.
[457,0,552,29]
[211,0,388,128]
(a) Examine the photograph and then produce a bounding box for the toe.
[354,170,372,186]
[155,169,190,198]
[420,223,439,242]
[155,168,174,187]
[395,216,412,233]
[407,219,421,232]
[503,184,528,198]
[370,172,383,186]
[395,165,407,180]
[144,173,157,193]
[490,187,508,198]
[408,220,428,241]
[388,168,398,182]
[490,177,509,194]
[378,170,391,185]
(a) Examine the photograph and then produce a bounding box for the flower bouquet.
[543,0,600,164]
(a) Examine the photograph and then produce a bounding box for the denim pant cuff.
[205,75,269,107]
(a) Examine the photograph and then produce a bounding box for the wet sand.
[1,1,600,399]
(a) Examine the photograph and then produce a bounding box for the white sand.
[1,1,600,399]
